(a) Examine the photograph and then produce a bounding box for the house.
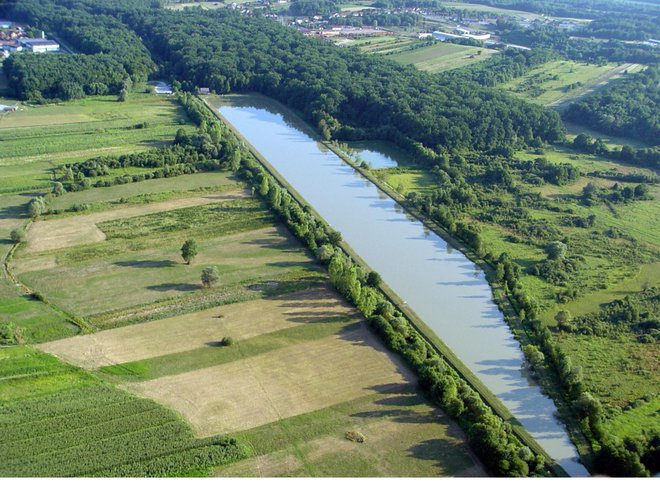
[19,38,60,53]
[199,87,211,95]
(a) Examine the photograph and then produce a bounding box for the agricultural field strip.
[22,189,247,254]
[548,63,644,109]
[39,286,354,369]
[124,325,414,437]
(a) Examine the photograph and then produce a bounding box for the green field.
[391,42,499,73]
[0,94,194,193]
[353,36,419,55]
[499,60,644,107]
[0,347,246,477]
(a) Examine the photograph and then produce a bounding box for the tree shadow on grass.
[146,283,199,292]
[114,260,178,268]
[407,438,467,468]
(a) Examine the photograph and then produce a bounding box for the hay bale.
[345,430,366,443]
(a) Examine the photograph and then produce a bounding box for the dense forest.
[564,67,659,146]
[129,9,563,156]
[3,53,129,101]
[575,16,660,42]
[0,0,155,100]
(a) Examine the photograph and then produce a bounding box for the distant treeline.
[131,9,563,155]
[333,12,422,27]
[564,67,659,148]
[446,0,660,19]
[495,20,660,64]
[442,48,557,87]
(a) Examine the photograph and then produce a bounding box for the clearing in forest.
[391,42,498,73]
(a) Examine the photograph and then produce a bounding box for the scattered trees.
[201,266,220,288]
[180,239,198,265]
[10,228,26,244]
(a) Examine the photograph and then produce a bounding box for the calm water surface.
[218,97,589,477]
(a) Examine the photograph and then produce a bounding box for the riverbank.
[202,93,577,476]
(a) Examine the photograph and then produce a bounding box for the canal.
[215,94,589,476]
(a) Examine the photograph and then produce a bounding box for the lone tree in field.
[201,266,220,289]
[181,239,198,265]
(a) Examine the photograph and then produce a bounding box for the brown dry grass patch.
[39,287,354,369]
[124,325,413,437]
[25,190,246,253]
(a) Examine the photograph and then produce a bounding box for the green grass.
[391,42,498,73]
[98,198,269,240]
[0,94,194,193]
[604,397,660,439]
[376,168,437,195]
[0,346,246,477]
[99,317,359,383]
[48,171,240,212]
[557,333,659,410]
[14,193,320,320]
[499,60,644,107]
[218,390,478,477]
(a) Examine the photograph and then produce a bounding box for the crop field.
[499,60,644,107]
[353,36,419,55]
[39,286,354,369]
[45,295,483,476]
[390,42,499,73]
[24,190,246,253]
[0,347,246,477]
[0,94,194,193]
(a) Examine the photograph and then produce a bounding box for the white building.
[19,38,60,53]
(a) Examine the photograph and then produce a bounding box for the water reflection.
[218,97,589,477]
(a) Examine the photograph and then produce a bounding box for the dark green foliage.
[181,238,198,265]
[3,53,129,101]
[131,9,564,154]
[564,68,659,147]
[201,266,220,288]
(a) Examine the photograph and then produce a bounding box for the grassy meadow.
[498,60,644,107]
[0,94,194,193]
[391,42,499,73]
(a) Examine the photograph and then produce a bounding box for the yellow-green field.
[390,42,499,73]
[499,60,644,107]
